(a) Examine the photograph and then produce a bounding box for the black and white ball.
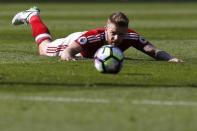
[94,45,124,74]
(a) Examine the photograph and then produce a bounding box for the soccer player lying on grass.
[12,6,183,62]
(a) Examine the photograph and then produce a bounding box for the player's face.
[105,22,128,46]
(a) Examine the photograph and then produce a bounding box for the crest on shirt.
[78,37,87,45]
[139,36,147,44]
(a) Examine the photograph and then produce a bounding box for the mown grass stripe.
[1,95,197,107]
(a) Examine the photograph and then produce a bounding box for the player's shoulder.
[84,27,105,36]
[121,28,140,40]
[127,28,139,35]
[75,27,105,45]
[123,28,148,45]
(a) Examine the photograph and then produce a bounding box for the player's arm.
[142,43,174,61]
[144,44,183,62]
[133,37,183,62]
[60,41,83,61]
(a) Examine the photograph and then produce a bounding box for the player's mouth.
[111,42,119,46]
[112,40,120,45]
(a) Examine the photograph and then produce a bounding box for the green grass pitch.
[0,2,197,131]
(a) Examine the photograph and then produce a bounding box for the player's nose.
[112,35,120,43]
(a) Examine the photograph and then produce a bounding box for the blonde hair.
[108,12,129,27]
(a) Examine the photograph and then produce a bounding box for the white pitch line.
[1,95,197,107]
[0,95,110,104]
[23,96,111,104]
[131,100,197,107]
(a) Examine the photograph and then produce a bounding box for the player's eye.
[111,32,116,36]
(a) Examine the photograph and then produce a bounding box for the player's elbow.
[143,44,156,53]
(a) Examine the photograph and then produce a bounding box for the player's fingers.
[65,57,76,61]
[70,58,76,61]
[60,55,76,61]
[168,58,184,63]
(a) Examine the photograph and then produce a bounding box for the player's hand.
[62,57,76,61]
[60,54,76,61]
[61,57,76,61]
[168,58,184,63]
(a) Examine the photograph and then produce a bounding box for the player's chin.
[111,42,120,46]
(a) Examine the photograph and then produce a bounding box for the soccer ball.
[94,45,124,74]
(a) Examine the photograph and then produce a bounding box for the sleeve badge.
[78,36,88,45]
[139,36,147,44]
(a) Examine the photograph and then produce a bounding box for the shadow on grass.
[124,57,155,61]
[0,81,196,88]
[67,57,154,61]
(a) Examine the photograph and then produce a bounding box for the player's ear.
[106,19,111,29]
[105,25,109,32]
[105,26,108,31]
[105,24,108,30]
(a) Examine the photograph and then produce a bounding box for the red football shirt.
[75,27,150,58]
